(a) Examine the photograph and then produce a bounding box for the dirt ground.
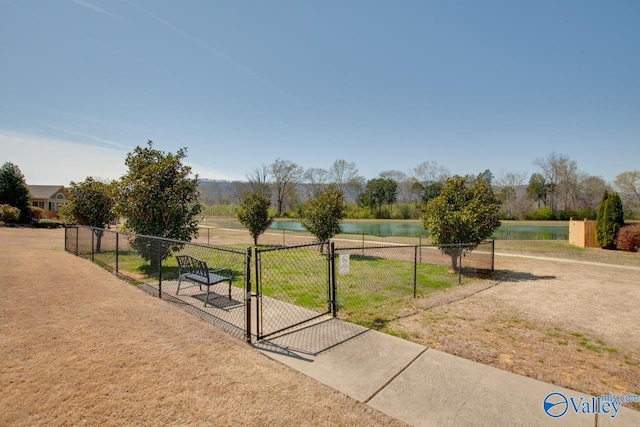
[0,227,405,426]
[2,227,639,425]
[384,253,640,410]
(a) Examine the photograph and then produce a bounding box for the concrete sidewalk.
[254,317,640,427]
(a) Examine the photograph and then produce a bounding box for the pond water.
[267,220,569,240]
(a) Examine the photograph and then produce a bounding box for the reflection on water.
[491,226,568,240]
[266,221,569,240]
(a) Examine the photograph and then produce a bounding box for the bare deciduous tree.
[303,167,329,198]
[329,159,359,191]
[245,164,272,200]
[614,170,640,215]
[495,171,528,218]
[270,158,303,216]
[534,153,578,213]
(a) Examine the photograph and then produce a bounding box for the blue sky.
[1,0,638,185]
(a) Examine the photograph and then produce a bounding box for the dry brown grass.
[198,223,640,411]
[381,256,640,411]
[0,227,406,426]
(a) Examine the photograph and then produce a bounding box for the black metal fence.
[65,226,494,342]
[254,241,332,340]
[64,226,250,340]
[332,240,494,326]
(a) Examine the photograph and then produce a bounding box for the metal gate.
[254,242,335,341]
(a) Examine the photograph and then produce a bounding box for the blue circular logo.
[543,392,568,418]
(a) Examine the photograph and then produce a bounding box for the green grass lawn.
[91,245,473,329]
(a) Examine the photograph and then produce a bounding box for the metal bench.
[175,255,232,307]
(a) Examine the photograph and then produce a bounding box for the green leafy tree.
[115,141,202,268]
[301,184,345,245]
[526,172,547,209]
[362,177,397,218]
[59,177,118,252]
[595,191,624,249]
[0,162,31,223]
[237,192,273,245]
[421,175,501,272]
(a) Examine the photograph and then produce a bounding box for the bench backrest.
[176,255,209,280]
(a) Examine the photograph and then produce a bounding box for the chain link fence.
[65,226,494,342]
[65,226,249,340]
[254,242,332,340]
[333,241,495,327]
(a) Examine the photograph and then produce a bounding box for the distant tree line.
[198,153,640,220]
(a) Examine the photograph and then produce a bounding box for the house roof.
[28,185,66,200]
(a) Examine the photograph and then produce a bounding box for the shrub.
[534,206,555,220]
[43,210,59,220]
[30,206,45,220]
[0,204,20,223]
[615,223,640,252]
[33,219,63,229]
[571,208,597,220]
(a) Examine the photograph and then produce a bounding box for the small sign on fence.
[339,253,350,275]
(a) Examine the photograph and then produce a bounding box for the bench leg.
[176,276,182,295]
[204,285,210,308]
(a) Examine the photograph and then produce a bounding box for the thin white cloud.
[0,130,238,184]
[2,0,149,66]
[70,0,128,25]
[0,131,129,185]
[124,0,283,93]
[48,126,133,150]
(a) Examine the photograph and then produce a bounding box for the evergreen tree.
[115,141,202,268]
[0,162,31,223]
[59,177,118,252]
[421,175,501,272]
[301,184,345,244]
[237,192,273,245]
[595,191,624,249]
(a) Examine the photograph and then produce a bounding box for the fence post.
[419,236,422,264]
[329,242,337,317]
[207,228,210,245]
[91,229,94,262]
[115,232,119,275]
[254,246,261,340]
[75,227,79,256]
[491,239,495,271]
[413,246,418,298]
[158,254,163,299]
[458,248,462,285]
[245,246,252,344]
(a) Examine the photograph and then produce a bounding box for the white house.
[28,185,67,212]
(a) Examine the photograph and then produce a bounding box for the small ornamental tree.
[421,174,501,272]
[115,141,202,268]
[301,184,345,246]
[59,177,118,252]
[595,191,624,249]
[0,162,31,223]
[237,192,273,245]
